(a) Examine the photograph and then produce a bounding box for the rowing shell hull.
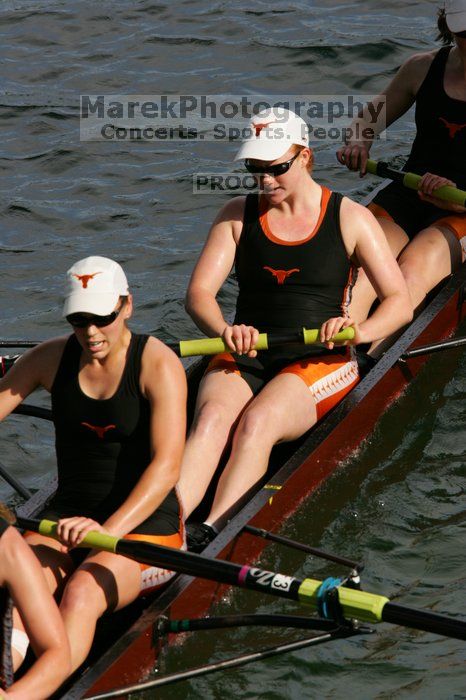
[54,259,465,698]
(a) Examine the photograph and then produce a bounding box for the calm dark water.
[0,1,464,698]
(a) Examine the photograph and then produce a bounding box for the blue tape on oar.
[316,577,343,620]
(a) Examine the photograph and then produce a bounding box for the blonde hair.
[0,504,15,525]
[291,144,314,173]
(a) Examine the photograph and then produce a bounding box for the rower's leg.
[397,225,461,308]
[11,534,74,669]
[369,224,461,356]
[178,369,253,518]
[59,551,142,672]
[206,373,318,524]
[349,217,408,324]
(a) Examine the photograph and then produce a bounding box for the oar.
[401,335,466,360]
[166,327,355,358]
[86,626,370,699]
[0,341,37,348]
[366,159,466,207]
[16,517,466,641]
[0,462,32,499]
[0,328,354,359]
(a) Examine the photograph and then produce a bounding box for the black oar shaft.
[382,603,466,641]
[244,525,363,571]
[0,341,38,348]
[0,461,32,499]
[402,336,466,359]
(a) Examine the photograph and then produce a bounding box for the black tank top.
[49,333,179,533]
[234,187,356,342]
[406,46,466,189]
[0,518,13,690]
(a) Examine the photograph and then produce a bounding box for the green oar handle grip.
[298,578,389,624]
[178,327,355,357]
[366,159,466,207]
[37,519,118,553]
[178,333,269,357]
[302,327,354,345]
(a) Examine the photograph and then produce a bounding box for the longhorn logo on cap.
[73,272,102,289]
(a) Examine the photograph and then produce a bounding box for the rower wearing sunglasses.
[338,1,466,354]
[0,256,186,677]
[178,108,412,551]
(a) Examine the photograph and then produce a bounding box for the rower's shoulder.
[142,335,184,370]
[10,335,69,372]
[339,196,381,237]
[140,336,186,396]
[212,195,247,225]
[398,50,438,78]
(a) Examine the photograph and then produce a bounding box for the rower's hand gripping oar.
[168,327,355,358]
[16,517,466,641]
[366,159,466,208]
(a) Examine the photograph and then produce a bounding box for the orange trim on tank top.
[259,186,332,246]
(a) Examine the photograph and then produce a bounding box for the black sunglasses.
[244,151,300,176]
[66,305,122,329]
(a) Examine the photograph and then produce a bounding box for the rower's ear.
[122,294,133,321]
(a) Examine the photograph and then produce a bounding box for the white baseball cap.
[445,0,466,33]
[234,108,309,162]
[63,256,129,317]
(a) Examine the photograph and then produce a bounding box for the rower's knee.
[191,401,234,442]
[61,570,107,620]
[234,405,276,446]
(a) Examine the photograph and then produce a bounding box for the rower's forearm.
[344,99,387,146]
[6,647,70,700]
[185,289,229,337]
[103,463,179,537]
[359,295,413,342]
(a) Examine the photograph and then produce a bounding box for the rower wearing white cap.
[178,108,412,551]
[338,2,466,353]
[0,256,187,678]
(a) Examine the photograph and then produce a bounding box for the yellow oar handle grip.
[366,159,466,207]
[302,327,355,344]
[178,333,269,357]
[178,327,355,357]
[38,519,118,553]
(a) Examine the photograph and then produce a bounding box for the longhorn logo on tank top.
[439,117,466,139]
[81,422,116,439]
[73,272,102,288]
[263,266,300,284]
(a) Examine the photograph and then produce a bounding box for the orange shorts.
[368,188,466,261]
[124,530,185,595]
[206,351,359,421]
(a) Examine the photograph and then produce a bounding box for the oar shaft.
[170,327,355,358]
[382,603,466,641]
[366,160,466,207]
[401,336,466,360]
